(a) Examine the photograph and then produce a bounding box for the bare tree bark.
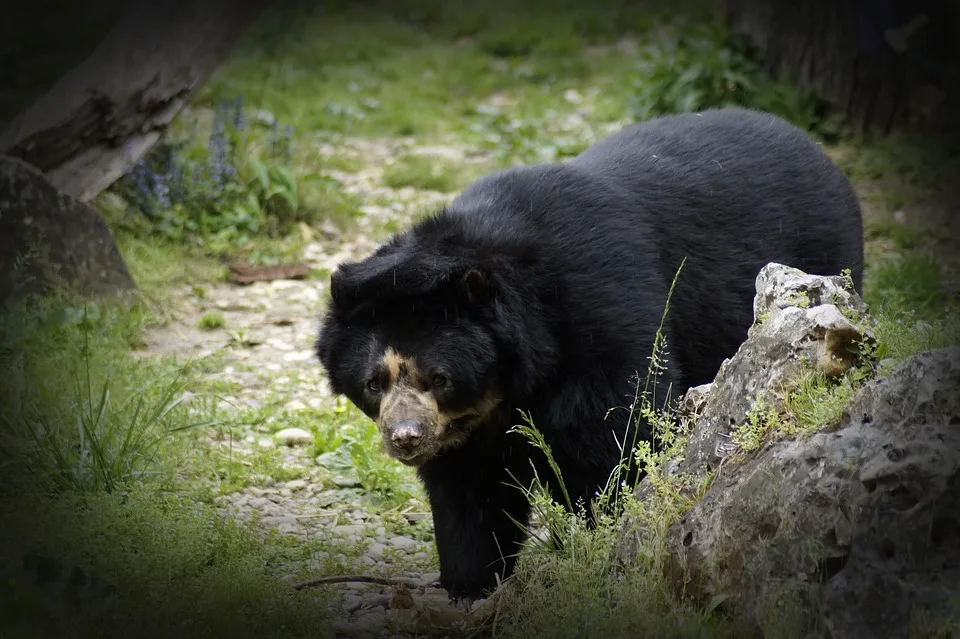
[723,0,960,136]
[0,0,272,202]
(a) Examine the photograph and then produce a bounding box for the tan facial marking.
[382,347,406,386]
[378,347,437,428]
[374,347,504,464]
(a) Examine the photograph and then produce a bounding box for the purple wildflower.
[152,172,170,209]
[132,159,151,197]
[207,114,229,192]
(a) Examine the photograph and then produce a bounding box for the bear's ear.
[329,250,464,311]
[460,267,494,305]
[329,253,402,308]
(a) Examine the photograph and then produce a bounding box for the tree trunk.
[723,0,960,136]
[0,0,271,202]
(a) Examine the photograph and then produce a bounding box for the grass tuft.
[382,154,465,192]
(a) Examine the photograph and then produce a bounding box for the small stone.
[361,594,391,609]
[248,497,271,509]
[333,524,365,537]
[367,542,386,560]
[418,572,441,587]
[388,536,419,551]
[257,438,275,449]
[404,513,429,523]
[343,594,363,613]
[283,350,314,362]
[274,428,313,446]
[285,479,309,491]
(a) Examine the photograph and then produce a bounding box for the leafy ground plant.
[630,19,842,139]
[112,97,307,252]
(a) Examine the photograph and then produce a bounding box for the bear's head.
[314,227,526,466]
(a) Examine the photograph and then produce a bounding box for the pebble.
[389,536,420,551]
[274,428,313,446]
[343,594,364,613]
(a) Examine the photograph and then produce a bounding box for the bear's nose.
[389,420,423,448]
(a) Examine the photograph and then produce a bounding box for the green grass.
[0,296,208,495]
[197,312,226,331]
[5,0,960,636]
[382,154,466,192]
[1,488,346,638]
[866,252,950,320]
[0,293,418,636]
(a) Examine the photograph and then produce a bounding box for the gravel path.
[134,137,495,635]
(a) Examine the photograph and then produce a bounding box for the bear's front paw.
[450,594,476,612]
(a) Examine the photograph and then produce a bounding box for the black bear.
[315,107,864,605]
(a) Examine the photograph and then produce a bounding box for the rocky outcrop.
[617,263,960,638]
[0,155,137,302]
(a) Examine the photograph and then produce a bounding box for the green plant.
[469,103,588,167]
[112,96,309,253]
[312,423,344,456]
[732,395,782,453]
[197,312,226,331]
[629,20,840,139]
[784,369,859,434]
[865,252,948,320]
[0,300,216,495]
[382,154,462,192]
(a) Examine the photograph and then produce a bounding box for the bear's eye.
[430,374,448,389]
[366,378,381,393]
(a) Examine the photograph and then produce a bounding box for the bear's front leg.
[418,447,533,606]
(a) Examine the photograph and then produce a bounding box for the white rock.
[284,399,308,411]
[388,536,419,551]
[274,427,313,446]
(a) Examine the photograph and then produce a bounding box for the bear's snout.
[388,419,423,450]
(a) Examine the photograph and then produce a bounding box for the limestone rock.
[617,262,960,637]
[670,347,958,636]
[678,262,876,480]
[0,155,136,302]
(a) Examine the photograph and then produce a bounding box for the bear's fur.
[315,107,864,604]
